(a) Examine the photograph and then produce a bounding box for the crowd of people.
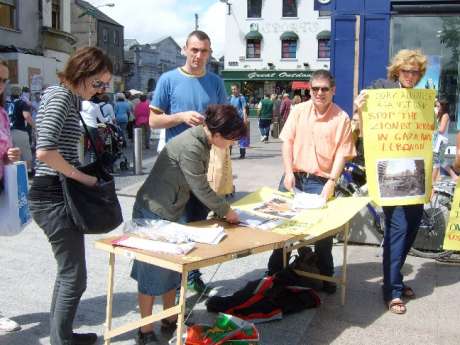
[0,26,458,345]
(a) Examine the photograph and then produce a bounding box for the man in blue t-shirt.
[229,84,249,158]
[134,31,228,342]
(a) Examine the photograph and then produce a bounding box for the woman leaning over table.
[131,104,246,345]
[0,59,22,333]
[355,49,428,315]
[28,47,112,345]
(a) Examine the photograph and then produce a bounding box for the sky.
[90,0,227,57]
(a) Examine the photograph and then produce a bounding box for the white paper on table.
[113,235,195,255]
[292,188,326,209]
[235,209,285,230]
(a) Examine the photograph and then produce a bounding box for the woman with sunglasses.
[28,47,112,345]
[355,49,428,315]
[0,60,22,333]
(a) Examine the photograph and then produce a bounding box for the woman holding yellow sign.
[355,49,429,315]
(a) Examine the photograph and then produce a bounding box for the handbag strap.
[77,106,102,162]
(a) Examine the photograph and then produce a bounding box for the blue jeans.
[382,204,423,301]
[268,174,334,277]
[258,119,271,138]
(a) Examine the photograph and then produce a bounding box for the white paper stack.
[113,235,195,255]
[235,209,285,230]
[292,189,326,209]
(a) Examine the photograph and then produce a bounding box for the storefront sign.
[362,88,436,206]
[259,21,320,34]
[222,70,312,81]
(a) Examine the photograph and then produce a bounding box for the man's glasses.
[0,78,9,85]
[91,80,110,89]
[400,69,420,76]
[311,86,331,93]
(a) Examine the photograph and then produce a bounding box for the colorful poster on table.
[443,182,460,251]
[362,88,436,206]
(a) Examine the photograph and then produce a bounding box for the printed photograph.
[377,158,425,198]
[253,196,297,219]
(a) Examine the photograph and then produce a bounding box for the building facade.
[0,0,76,91]
[222,0,331,104]
[316,0,460,124]
[72,0,124,92]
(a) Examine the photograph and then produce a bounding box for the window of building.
[319,10,331,17]
[114,30,119,46]
[52,0,61,30]
[318,39,330,58]
[282,0,297,18]
[103,28,108,43]
[247,0,262,18]
[282,39,297,59]
[246,39,261,59]
[0,1,16,30]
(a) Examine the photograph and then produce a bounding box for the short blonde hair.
[387,49,427,81]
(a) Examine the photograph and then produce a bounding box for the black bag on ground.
[61,112,123,234]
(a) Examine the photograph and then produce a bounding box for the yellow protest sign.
[443,182,460,251]
[362,88,436,206]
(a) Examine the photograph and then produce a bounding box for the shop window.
[318,38,330,59]
[103,28,108,43]
[282,40,297,59]
[246,39,261,59]
[0,1,16,30]
[247,0,262,18]
[52,0,61,30]
[283,0,297,18]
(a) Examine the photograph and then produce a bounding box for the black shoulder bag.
[61,112,123,234]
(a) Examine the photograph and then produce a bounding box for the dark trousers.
[382,204,423,301]
[29,197,87,345]
[268,174,334,277]
[185,193,210,281]
[258,119,271,138]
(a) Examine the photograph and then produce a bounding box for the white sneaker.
[260,136,265,142]
[0,316,21,332]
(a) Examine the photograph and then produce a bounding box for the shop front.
[315,0,460,130]
[222,70,312,117]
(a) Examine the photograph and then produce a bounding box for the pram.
[96,123,129,171]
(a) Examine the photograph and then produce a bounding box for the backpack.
[206,268,320,323]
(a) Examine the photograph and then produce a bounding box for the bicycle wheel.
[410,196,450,259]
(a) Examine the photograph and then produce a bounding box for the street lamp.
[219,0,232,15]
[78,3,115,46]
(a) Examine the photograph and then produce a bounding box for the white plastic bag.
[0,161,31,236]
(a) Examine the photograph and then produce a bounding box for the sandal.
[160,318,177,333]
[388,298,406,314]
[402,286,415,299]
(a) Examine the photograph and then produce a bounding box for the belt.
[294,171,328,184]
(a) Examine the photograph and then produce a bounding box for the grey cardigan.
[135,125,230,221]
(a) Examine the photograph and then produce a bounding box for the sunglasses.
[0,78,9,84]
[91,80,110,89]
[400,69,420,76]
[311,86,331,93]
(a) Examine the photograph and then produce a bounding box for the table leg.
[104,253,115,345]
[283,244,287,268]
[341,223,349,306]
[176,270,188,345]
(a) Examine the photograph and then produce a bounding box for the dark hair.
[140,94,147,102]
[0,59,7,107]
[205,104,247,141]
[100,93,110,102]
[231,83,239,89]
[311,69,335,87]
[186,30,211,46]
[58,47,113,88]
[437,99,449,115]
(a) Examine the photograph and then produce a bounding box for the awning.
[291,81,310,90]
[316,30,331,40]
[280,31,299,40]
[245,31,263,40]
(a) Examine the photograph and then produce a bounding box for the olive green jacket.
[135,125,230,221]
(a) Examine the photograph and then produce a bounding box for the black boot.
[239,148,246,159]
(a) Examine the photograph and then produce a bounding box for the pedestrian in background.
[28,47,113,345]
[99,93,116,124]
[257,93,273,142]
[229,84,249,158]
[0,59,22,333]
[80,95,109,162]
[355,49,428,315]
[432,99,449,183]
[134,94,151,149]
[114,92,130,143]
[279,93,291,129]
